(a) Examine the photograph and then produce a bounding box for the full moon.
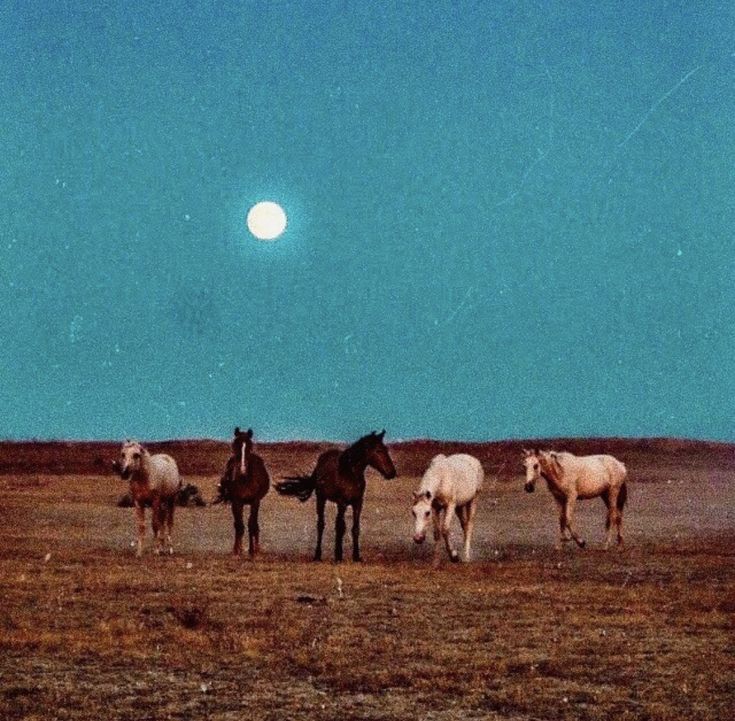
[246,201,287,240]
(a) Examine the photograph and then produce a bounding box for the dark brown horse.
[217,427,270,557]
[276,430,397,562]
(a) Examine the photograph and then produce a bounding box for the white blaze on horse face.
[412,497,432,543]
[240,442,247,475]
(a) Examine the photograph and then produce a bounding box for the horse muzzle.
[524,482,535,493]
[413,533,425,544]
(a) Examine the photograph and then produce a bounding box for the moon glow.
[246,201,287,240]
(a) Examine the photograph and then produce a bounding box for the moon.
[246,201,287,240]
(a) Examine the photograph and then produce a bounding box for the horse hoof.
[450,552,460,563]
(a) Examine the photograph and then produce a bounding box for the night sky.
[1,1,733,441]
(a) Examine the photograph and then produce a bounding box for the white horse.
[412,454,484,565]
[115,441,181,557]
[522,449,628,550]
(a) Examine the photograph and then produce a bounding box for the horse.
[412,454,484,565]
[276,430,397,562]
[522,448,628,550]
[217,427,270,557]
[114,441,181,557]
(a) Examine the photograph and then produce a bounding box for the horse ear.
[379,429,386,439]
[246,428,253,438]
[234,427,240,435]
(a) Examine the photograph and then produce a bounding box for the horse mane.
[122,440,149,457]
[540,451,564,483]
[342,431,380,463]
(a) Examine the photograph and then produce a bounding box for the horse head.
[411,489,432,543]
[118,441,146,481]
[364,430,397,479]
[521,448,542,493]
[232,427,254,475]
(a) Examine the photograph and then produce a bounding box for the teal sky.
[1,1,733,441]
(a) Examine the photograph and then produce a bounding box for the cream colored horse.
[522,449,627,550]
[412,454,484,565]
[115,441,181,557]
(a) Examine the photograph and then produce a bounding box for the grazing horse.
[412,454,484,565]
[217,427,270,557]
[276,430,397,562]
[115,441,181,557]
[522,449,628,549]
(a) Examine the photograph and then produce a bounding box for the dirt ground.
[1,439,734,720]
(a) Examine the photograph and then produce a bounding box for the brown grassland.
[1,438,734,720]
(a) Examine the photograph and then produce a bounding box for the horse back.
[571,454,625,498]
[316,448,363,503]
[436,454,483,506]
[148,453,181,497]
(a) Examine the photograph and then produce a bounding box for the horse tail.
[617,482,628,511]
[276,474,316,502]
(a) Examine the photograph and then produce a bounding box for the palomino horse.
[522,449,628,549]
[115,441,181,557]
[276,430,397,562]
[217,427,270,557]
[412,454,484,565]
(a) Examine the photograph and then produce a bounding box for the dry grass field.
[1,439,734,720]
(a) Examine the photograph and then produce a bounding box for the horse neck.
[420,465,442,495]
[133,450,153,483]
[140,448,151,476]
[540,458,565,493]
[341,443,370,476]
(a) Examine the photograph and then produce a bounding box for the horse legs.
[351,500,363,562]
[461,500,477,562]
[151,499,165,555]
[134,504,146,557]
[334,503,347,562]
[314,494,326,561]
[614,483,626,548]
[616,501,625,548]
[231,500,245,556]
[556,501,572,550]
[442,501,460,562]
[248,501,260,557]
[456,503,472,562]
[602,490,615,550]
[431,507,442,567]
[564,495,586,548]
[164,498,175,555]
